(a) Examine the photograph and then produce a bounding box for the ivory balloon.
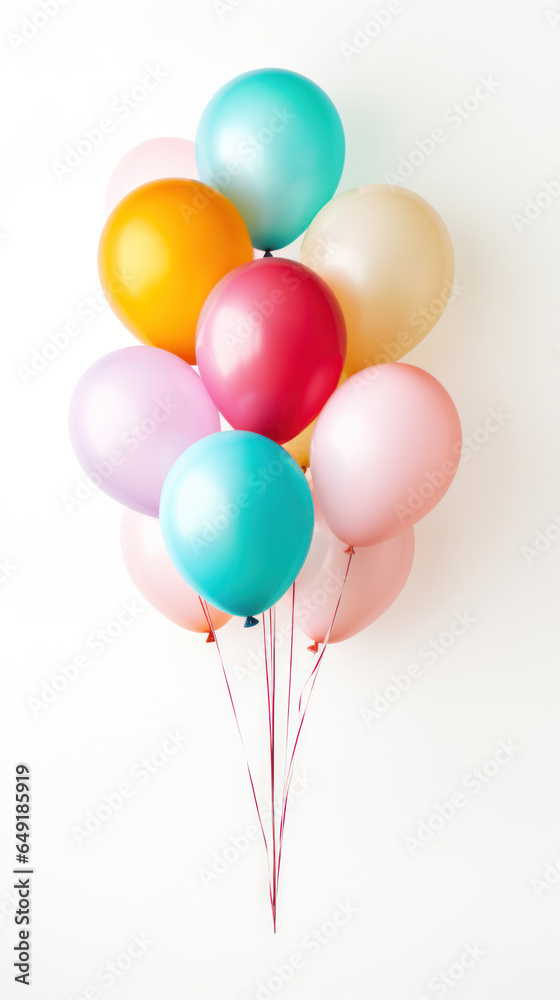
[285,483,414,644]
[300,184,455,374]
[121,509,231,633]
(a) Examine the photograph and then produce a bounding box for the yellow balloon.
[300,185,454,375]
[283,370,348,469]
[98,179,253,364]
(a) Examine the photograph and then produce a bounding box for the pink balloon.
[284,483,414,644]
[196,258,346,444]
[310,363,462,546]
[105,138,198,214]
[69,346,221,516]
[121,508,231,633]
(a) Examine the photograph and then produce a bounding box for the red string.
[277,549,354,877]
[199,598,275,917]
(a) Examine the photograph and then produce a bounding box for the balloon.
[310,363,462,546]
[196,258,346,444]
[196,68,345,250]
[98,179,253,364]
[69,346,221,516]
[120,508,231,634]
[300,185,455,374]
[160,431,314,618]
[283,371,348,469]
[105,138,198,215]
[285,483,415,644]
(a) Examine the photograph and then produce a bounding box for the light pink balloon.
[105,138,199,215]
[121,509,231,633]
[310,363,462,546]
[69,346,221,517]
[284,483,414,644]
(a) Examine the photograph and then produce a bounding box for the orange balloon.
[98,179,253,364]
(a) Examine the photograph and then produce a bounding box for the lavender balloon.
[69,346,221,516]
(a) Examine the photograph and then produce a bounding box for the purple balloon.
[69,346,221,516]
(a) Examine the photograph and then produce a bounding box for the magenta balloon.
[69,346,221,516]
[310,363,462,546]
[285,482,414,644]
[105,137,198,214]
[195,258,346,444]
[121,508,231,633]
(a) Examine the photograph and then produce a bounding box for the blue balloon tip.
[263,250,273,257]
[244,616,259,628]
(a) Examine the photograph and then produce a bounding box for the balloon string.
[262,610,277,931]
[199,598,275,917]
[270,606,278,928]
[277,549,354,877]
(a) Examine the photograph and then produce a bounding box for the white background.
[1,0,560,997]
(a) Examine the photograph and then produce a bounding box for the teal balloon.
[195,68,345,251]
[159,432,314,618]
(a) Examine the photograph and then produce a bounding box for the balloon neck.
[206,632,216,643]
[344,545,355,555]
[307,641,319,653]
[263,249,273,257]
[244,615,259,628]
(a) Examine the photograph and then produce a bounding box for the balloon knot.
[206,632,215,643]
[344,545,355,555]
[307,641,319,653]
[263,249,273,257]
[301,465,308,475]
[244,616,259,628]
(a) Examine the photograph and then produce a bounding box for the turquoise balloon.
[159,432,314,618]
[195,68,345,251]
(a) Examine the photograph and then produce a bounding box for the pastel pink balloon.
[121,508,231,633]
[310,363,462,546]
[69,346,221,516]
[286,483,414,644]
[105,138,198,214]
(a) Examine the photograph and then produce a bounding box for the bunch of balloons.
[69,68,462,927]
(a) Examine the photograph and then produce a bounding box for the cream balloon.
[300,184,455,375]
[121,509,231,634]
